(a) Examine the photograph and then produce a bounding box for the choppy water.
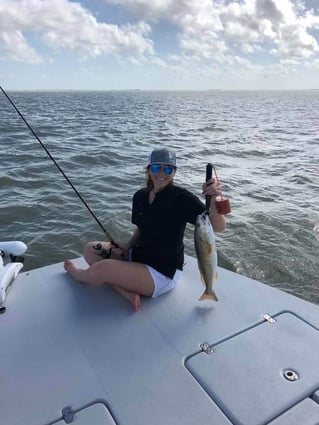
[1,90,318,304]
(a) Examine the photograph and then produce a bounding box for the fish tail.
[199,290,218,302]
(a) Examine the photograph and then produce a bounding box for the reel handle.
[205,163,213,211]
[206,163,213,182]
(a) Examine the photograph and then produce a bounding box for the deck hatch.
[50,402,117,425]
[186,312,319,425]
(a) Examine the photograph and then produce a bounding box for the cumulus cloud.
[109,0,224,58]
[108,0,319,61]
[0,0,318,73]
[220,0,319,59]
[0,30,43,63]
[0,0,153,63]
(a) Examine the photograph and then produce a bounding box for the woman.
[64,148,226,310]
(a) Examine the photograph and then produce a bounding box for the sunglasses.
[149,164,175,175]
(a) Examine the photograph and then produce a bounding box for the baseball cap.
[147,148,177,167]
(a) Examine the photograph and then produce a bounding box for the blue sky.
[1,0,319,90]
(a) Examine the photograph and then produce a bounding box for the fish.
[194,212,218,301]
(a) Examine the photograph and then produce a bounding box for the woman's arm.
[126,227,140,249]
[111,228,140,256]
[208,198,226,232]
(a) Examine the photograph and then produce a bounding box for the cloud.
[108,0,319,60]
[109,0,225,58]
[0,0,153,63]
[0,30,43,63]
[311,58,319,69]
[241,43,263,54]
[1,0,318,77]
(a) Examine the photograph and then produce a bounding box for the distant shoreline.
[3,88,319,93]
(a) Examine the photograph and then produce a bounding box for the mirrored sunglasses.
[149,164,174,175]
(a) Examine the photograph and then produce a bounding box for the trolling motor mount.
[0,241,27,309]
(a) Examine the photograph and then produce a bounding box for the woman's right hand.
[111,240,128,256]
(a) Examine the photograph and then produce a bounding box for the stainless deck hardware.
[262,314,276,323]
[282,369,299,381]
[62,406,75,423]
[200,342,213,354]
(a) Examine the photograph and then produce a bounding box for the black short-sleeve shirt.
[131,184,205,278]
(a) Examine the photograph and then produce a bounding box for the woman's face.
[148,163,176,191]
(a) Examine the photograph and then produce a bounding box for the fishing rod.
[0,86,116,243]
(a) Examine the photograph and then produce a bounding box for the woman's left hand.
[202,178,221,199]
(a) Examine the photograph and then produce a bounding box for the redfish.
[194,212,218,301]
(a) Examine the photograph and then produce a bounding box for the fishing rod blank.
[0,86,114,242]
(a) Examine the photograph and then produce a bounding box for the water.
[1,90,318,304]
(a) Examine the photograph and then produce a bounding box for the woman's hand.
[202,178,221,199]
[202,178,226,232]
[111,240,128,256]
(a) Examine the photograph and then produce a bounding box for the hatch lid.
[185,312,319,425]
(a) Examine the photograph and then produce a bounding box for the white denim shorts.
[146,266,182,298]
[128,249,182,298]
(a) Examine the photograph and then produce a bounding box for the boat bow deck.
[1,255,319,425]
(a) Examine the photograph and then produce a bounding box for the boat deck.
[1,255,319,425]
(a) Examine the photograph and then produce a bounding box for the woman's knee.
[83,241,95,263]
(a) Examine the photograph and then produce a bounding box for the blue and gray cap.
[147,148,177,167]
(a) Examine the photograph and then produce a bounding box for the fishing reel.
[93,242,125,259]
[93,243,112,259]
[206,163,231,215]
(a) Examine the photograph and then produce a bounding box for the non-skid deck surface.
[1,256,319,425]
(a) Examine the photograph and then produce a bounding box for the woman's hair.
[145,167,153,190]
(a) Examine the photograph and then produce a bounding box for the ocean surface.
[1,90,318,304]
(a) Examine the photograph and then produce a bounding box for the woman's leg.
[64,258,154,310]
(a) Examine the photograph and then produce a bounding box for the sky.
[0,0,319,90]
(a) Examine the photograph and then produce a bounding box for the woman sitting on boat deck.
[64,148,226,310]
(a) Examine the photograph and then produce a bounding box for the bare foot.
[112,285,141,311]
[131,293,141,311]
[64,259,84,281]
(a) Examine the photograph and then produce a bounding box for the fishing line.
[212,164,231,215]
[0,86,115,243]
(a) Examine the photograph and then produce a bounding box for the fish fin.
[199,290,218,302]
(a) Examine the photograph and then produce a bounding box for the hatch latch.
[262,313,276,324]
[200,342,213,354]
[62,406,76,424]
